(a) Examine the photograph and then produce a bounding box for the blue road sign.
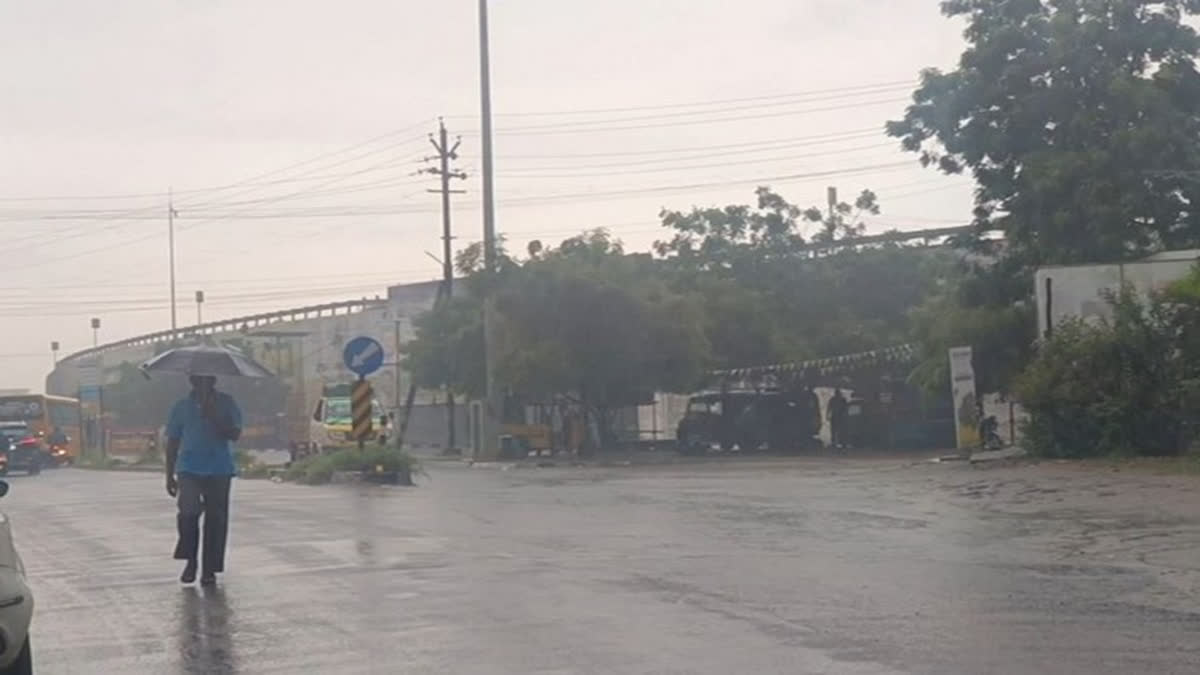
[343,336,385,377]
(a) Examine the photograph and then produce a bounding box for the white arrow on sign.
[351,341,382,368]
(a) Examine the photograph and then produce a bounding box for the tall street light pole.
[479,0,497,274]
[195,290,205,325]
[479,0,501,460]
[90,318,101,348]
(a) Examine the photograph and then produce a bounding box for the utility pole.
[478,0,502,460]
[421,121,468,454]
[422,119,468,297]
[168,189,179,336]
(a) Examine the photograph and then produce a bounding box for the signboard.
[343,336,385,377]
[351,379,374,442]
[949,346,979,449]
[78,358,102,388]
[106,431,156,459]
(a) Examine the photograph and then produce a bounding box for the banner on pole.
[949,346,979,449]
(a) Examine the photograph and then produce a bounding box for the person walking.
[827,388,849,450]
[165,375,243,586]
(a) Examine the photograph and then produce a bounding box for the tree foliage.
[656,188,949,368]
[888,0,1200,266]
[1016,288,1189,457]
[406,230,709,428]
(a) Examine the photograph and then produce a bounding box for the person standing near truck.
[827,388,849,450]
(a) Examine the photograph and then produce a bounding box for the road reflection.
[176,586,238,675]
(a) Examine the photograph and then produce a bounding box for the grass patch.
[234,448,274,480]
[75,454,122,470]
[283,447,420,485]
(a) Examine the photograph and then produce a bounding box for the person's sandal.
[180,560,197,584]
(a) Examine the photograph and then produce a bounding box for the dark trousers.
[174,474,232,573]
[831,417,847,448]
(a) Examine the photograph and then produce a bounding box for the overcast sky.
[0,0,973,390]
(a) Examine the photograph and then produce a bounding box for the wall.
[1035,253,1200,337]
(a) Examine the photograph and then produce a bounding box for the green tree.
[405,295,486,398]
[887,0,1200,266]
[804,189,879,244]
[405,230,709,446]
[656,188,947,368]
[1016,288,1187,457]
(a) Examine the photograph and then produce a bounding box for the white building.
[1035,250,1200,337]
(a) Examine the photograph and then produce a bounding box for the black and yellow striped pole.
[351,378,373,451]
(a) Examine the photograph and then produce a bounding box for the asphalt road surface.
[8,459,1200,674]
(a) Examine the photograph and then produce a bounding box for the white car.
[0,481,32,674]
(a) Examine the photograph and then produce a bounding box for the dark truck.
[0,423,48,475]
[675,389,822,455]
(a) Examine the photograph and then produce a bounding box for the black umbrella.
[140,343,274,378]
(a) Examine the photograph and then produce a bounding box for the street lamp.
[478,0,501,460]
[50,341,60,365]
[90,318,101,348]
[195,290,205,325]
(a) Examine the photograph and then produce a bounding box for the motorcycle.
[46,442,71,467]
[979,415,1005,450]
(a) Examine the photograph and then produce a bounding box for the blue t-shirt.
[167,392,243,476]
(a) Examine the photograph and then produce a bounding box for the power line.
[478,89,909,134]
[0,130,887,219]
[465,128,882,161]
[478,98,906,137]
[498,142,896,179]
[0,269,432,295]
[487,131,886,170]
[10,160,917,224]
[0,119,435,204]
[449,80,913,117]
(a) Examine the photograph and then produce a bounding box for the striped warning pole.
[351,378,373,451]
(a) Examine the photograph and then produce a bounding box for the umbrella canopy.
[140,343,275,378]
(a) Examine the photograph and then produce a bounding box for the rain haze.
[2,0,968,389]
[12,4,1200,675]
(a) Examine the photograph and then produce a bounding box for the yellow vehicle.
[0,394,81,465]
[311,395,384,448]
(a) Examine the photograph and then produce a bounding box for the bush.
[76,454,121,470]
[283,448,419,485]
[1016,290,1188,458]
[240,463,271,479]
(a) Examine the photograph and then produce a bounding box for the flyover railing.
[58,297,387,366]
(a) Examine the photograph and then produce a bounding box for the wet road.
[9,460,1200,674]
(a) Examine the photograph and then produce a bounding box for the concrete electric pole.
[422,119,468,453]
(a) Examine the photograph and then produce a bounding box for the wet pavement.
[7,459,1200,674]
